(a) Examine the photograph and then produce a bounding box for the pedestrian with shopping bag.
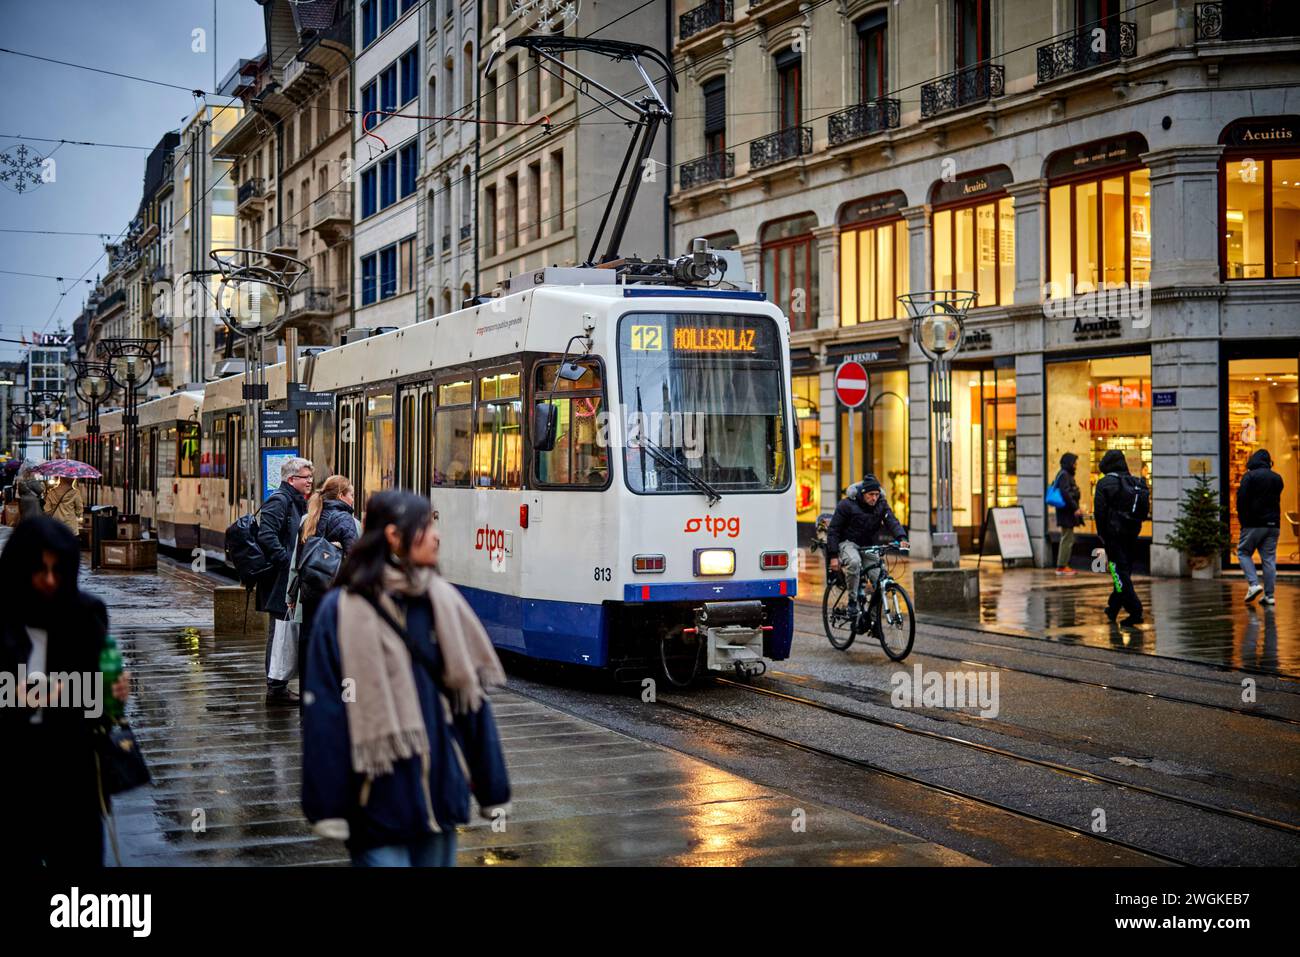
[0,517,132,867]
[1048,452,1084,576]
[302,490,510,867]
[1237,448,1284,606]
[257,456,313,704]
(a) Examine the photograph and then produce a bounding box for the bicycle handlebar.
[862,542,910,554]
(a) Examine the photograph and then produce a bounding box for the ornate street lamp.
[9,403,32,461]
[73,358,115,505]
[212,248,305,507]
[899,290,977,570]
[98,338,160,518]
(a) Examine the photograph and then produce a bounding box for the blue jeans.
[1237,527,1279,596]
[351,831,457,867]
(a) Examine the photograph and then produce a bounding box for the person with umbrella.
[33,459,100,537]
[17,468,45,523]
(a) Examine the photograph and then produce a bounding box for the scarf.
[335,565,507,777]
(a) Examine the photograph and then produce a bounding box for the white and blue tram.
[84,262,799,676]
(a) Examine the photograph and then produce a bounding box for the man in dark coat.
[17,475,45,523]
[1051,452,1084,575]
[257,456,313,703]
[1236,448,1283,605]
[827,473,908,615]
[1094,449,1144,624]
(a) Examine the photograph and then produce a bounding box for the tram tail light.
[519,504,529,528]
[760,551,789,570]
[633,554,665,573]
[693,548,735,576]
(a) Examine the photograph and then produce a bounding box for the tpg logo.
[683,516,741,538]
[475,525,507,551]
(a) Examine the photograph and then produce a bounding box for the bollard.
[213,584,269,635]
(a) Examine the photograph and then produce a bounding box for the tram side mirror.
[558,361,588,382]
[534,402,558,452]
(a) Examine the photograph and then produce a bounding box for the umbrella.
[32,459,101,480]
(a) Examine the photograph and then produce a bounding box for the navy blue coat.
[302,588,511,851]
[255,481,306,618]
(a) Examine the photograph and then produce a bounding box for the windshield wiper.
[636,434,722,506]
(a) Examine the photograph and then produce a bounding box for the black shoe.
[846,599,859,619]
[1104,606,1120,622]
[266,687,300,705]
[1120,615,1144,626]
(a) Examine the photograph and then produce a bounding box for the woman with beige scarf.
[301,490,510,866]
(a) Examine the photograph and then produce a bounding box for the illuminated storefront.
[829,340,909,529]
[950,361,1017,551]
[791,372,821,531]
[1046,354,1153,540]
[931,166,1015,308]
[1219,116,1300,281]
[838,191,909,324]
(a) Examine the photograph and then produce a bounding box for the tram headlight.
[693,548,735,577]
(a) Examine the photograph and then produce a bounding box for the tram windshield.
[618,312,789,495]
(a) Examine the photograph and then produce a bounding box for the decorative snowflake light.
[0,143,48,194]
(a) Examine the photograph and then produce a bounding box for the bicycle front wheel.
[874,581,915,661]
[823,576,857,650]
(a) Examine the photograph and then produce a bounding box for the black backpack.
[296,535,342,604]
[225,512,272,585]
[1114,473,1150,530]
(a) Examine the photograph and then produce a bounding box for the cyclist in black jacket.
[827,474,908,616]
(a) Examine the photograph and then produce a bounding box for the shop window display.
[792,374,821,525]
[1046,355,1152,537]
[1227,358,1299,563]
[838,368,909,527]
[947,366,1017,547]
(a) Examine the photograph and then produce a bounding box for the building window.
[400,237,416,292]
[839,194,909,323]
[362,0,377,47]
[526,59,540,117]
[949,365,1017,545]
[380,154,397,208]
[361,167,377,218]
[381,0,397,32]
[857,11,887,102]
[1046,354,1153,538]
[1048,167,1151,295]
[380,63,398,114]
[485,184,498,255]
[505,173,519,249]
[362,80,377,130]
[399,141,418,197]
[379,244,398,299]
[775,48,801,129]
[703,78,725,155]
[932,173,1015,307]
[761,213,819,331]
[400,47,419,105]
[527,161,541,243]
[484,72,497,128]
[361,253,377,304]
[505,57,518,124]
[549,151,564,232]
[1223,153,1300,280]
[955,0,990,70]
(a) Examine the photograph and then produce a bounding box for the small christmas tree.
[1166,471,1230,564]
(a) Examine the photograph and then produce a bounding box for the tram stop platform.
[2,528,976,867]
[796,550,1300,678]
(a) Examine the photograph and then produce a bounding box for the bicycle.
[822,543,916,661]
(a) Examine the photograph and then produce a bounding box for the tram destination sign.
[260,409,298,438]
[286,382,334,411]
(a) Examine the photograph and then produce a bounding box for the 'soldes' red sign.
[834,361,869,408]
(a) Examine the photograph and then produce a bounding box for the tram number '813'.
[594,567,612,581]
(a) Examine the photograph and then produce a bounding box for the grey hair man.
[257,456,314,704]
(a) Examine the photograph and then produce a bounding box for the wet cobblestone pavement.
[43,541,977,867]
[797,554,1300,677]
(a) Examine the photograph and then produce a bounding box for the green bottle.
[99,634,124,721]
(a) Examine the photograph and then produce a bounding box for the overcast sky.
[0,0,265,363]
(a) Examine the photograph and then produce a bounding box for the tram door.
[397,382,433,497]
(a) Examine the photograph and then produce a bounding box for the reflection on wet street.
[78,555,975,866]
[798,554,1300,677]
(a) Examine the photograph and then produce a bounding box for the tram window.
[534,361,608,488]
[364,392,396,500]
[109,433,123,487]
[179,422,200,477]
[433,406,472,487]
[211,415,227,478]
[399,391,417,489]
[479,370,520,400]
[338,401,356,484]
[304,407,336,479]
[139,428,154,493]
[419,390,434,494]
[473,399,523,488]
[158,426,178,480]
[438,379,472,405]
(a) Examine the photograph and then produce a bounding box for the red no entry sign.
[834,361,869,408]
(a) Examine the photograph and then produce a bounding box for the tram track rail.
[711,675,1300,841]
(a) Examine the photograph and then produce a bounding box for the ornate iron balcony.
[827,98,901,146]
[460,223,472,241]
[679,0,733,42]
[679,151,734,189]
[749,127,812,171]
[237,178,265,206]
[1196,0,1300,41]
[1037,20,1136,82]
[921,64,1005,119]
[289,286,333,317]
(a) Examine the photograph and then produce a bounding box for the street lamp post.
[33,392,64,461]
[98,338,160,519]
[899,290,976,570]
[73,359,116,506]
[8,404,32,463]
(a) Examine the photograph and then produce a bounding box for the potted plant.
[1166,471,1231,579]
